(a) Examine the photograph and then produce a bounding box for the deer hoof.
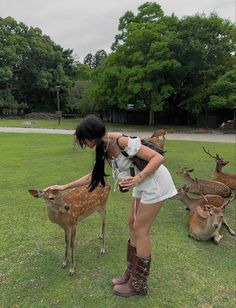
[100,248,106,255]
[61,261,69,268]
[68,270,76,276]
[98,235,103,240]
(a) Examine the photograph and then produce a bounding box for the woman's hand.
[43,184,67,192]
[119,175,142,190]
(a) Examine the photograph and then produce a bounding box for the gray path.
[0,126,235,143]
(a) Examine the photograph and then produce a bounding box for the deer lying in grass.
[176,168,231,197]
[203,147,236,189]
[175,185,224,210]
[29,183,111,276]
[188,191,236,244]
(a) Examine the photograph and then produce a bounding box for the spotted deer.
[29,183,111,276]
[188,191,236,244]
[175,185,224,211]
[176,168,231,197]
[202,147,236,189]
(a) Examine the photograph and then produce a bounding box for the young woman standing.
[44,114,177,297]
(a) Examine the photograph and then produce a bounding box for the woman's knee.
[132,224,148,238]
[128,217,134,229]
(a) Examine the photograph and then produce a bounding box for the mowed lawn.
[0,133,235,308]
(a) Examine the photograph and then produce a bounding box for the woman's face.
[84,139,97,148]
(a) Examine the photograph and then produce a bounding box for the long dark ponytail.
[75,115,106,191]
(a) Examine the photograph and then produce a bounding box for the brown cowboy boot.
[111,240,136,286]
[113,254,151,297]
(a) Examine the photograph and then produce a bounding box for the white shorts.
[132,165,177,204]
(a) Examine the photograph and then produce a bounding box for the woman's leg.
[111,197,140,286]
[134,200,164,258]
[128,197,140,247]
[113,200,165,297]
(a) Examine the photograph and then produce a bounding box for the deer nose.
[214,224,218,229]
[64,205,70,211]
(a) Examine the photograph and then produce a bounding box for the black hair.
[75,115,106,191]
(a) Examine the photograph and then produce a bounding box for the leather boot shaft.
[113,254,151,297]
[111,240,136,286]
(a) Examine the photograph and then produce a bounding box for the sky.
[0,0,235,62]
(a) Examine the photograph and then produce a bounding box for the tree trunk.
[149,110,155,126]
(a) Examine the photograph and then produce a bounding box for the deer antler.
[202,146,217,159]
[222,190,236,211]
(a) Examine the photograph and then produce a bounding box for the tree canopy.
[0,17,78,114]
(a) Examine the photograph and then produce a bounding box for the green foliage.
[209,66,236,109]
[92,2,181,124]
[0,133,235,307]
[174,13,236,114]
[0,17,78,114]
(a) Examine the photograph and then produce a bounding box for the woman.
[44,114,177,297]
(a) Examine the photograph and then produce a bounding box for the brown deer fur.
[147,138,165,149]
[175,185,224,211]
[29,183,110,276]
[151,129,166,139]
[176,168,231,197]
[188,191,236,243]
[203,147,236,189]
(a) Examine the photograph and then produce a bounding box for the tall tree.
[173,13,236,121]
[93,2,181,125]
[0,17,78,113]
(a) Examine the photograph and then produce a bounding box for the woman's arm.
[135,145,164,181]
[43,173,91,191]
[118,136,164,189]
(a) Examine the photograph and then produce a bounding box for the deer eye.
[49,197,55,200]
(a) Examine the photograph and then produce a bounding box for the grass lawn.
[0,133,235,307]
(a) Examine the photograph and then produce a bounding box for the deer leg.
[97,208,106,254]
[223,218,236,236]
[213,231,223,244]
[62,227,71,268]
[69,225,77,276]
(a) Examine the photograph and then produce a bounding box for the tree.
[0,17,78,114]
[93,2,181,125]
[83,50,107,69]
[209,66,236,109]
[173,13,236,121]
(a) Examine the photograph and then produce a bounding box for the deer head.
[176,168,194,176]
[202,147,229,167]
[29,189,70,213]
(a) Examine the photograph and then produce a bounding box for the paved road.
[0,126,235,143]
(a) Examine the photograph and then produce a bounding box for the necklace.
[104,133,110,152]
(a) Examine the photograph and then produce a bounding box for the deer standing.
[188,191,236,244]
[174,185,224,210]
[149,129,166,149]
[176,168,231,197]
[29,183,110,276]
[202,147,236,189]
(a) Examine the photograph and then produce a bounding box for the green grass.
[0,133,235,307]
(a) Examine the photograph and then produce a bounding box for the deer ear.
[28,189,42,198]
[197,205,210,219]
